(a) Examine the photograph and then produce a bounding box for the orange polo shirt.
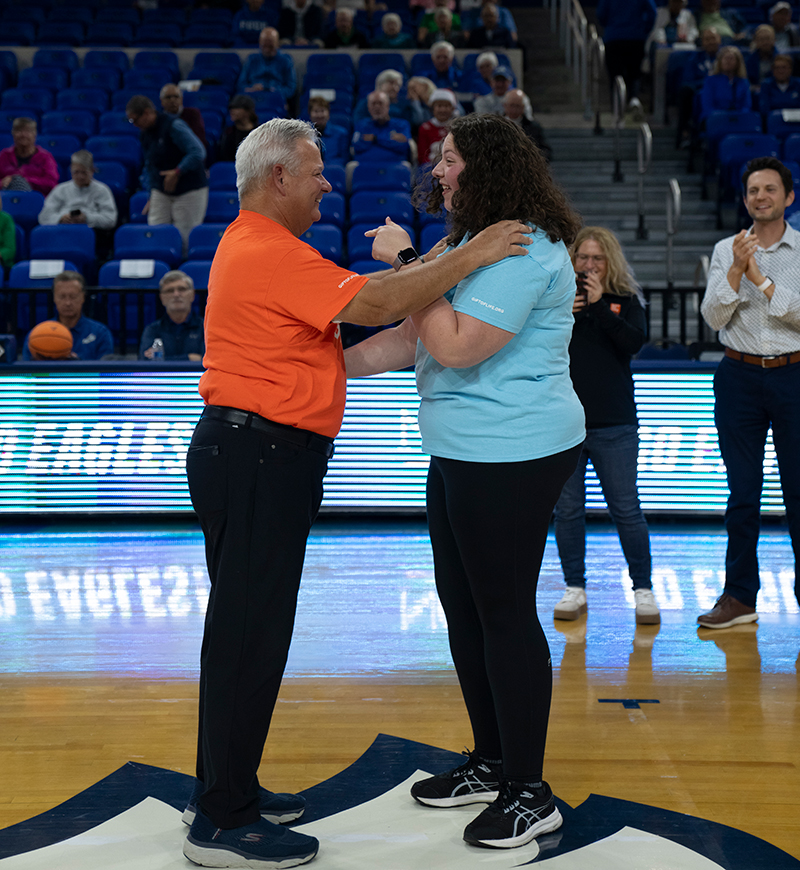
[199,210,369,438]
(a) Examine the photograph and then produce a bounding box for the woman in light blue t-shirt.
[345,114,585,850]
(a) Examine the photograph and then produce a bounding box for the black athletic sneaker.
[463,780,563,848]
[410,751,501,807]
[181,778,306,826]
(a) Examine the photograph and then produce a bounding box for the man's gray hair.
[70,149,95,171]
[477,51,499,68]
[235,118,320,200]
[381,12,401,28]
[431,40,455,58]
[12,116,37,132]
[53,270,86,292]
[376,69,403,88]
[160,83,180,99]
[159,269,194,292]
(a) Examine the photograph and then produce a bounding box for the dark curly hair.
[417,114,581,247]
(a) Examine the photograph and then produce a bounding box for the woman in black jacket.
[552,226,661,626]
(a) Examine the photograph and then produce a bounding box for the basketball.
[28,321,73,360]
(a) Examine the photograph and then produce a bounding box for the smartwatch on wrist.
[393,247,420,271]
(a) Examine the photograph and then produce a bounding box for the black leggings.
[426,445,581,782]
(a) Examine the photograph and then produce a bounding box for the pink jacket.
[0,146,60,195]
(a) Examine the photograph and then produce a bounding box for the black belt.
[724,347,800,368]
[201,405,335,459]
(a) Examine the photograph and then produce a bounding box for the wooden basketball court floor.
[0,518,798,866]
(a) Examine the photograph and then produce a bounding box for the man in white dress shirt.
[37,149,118,229]
[700,156,800,628]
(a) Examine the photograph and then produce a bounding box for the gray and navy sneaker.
[183,806,318,868]
[182,779,306,826]
[410,750,501,807]
[463,780,563,849]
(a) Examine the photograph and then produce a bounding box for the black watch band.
[392,247,420,271]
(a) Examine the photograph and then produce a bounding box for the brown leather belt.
[725,347,800,368]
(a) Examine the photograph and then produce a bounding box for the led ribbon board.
[0,364,785,514]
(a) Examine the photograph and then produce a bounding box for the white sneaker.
[554,586,587,621]
[634,588,661,625]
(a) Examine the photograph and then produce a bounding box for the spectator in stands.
[355,0,387,42]
[38,149,117,230]
[676,26,722,146]
[699,45,751,123]
[474,65,532,117]
[461,0,517,43]
[418,0,461,42]
[219,96,259,163]
[127,95,208,258]
[0,193,16,270]
[352,90,411,161]
[324,7,370,47]
[308,96,350,161]
[503,89,552,162]
[22,271,113,361]
[420,8,466,48]
[597,0,657,118]
[759,54,800,120]
[160,84,208,153]
[278,0,325,45]
[698,0,746,44]
[373,12,415,48]
[0,118,59,196]
[425,41,461,90]
[405,76,436,129]
[467,3,514,49]
[463,50,499,96]
[417,88,458,164]
[771,2,800,52]
[232,0,280,46]
[139,270,204,361]
[646,0,698,51]
[237,27,297,108]
[747,25,778,94]
[354,69,407,122]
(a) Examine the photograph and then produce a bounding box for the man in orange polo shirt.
[182,118,530,869]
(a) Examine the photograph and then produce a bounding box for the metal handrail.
[636,123,653,240]
[694,255,710,287]
[666,178,682,290]
[588,27,605,133]
[612,75,626,181]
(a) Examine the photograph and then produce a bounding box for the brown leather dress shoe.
[697,593,758,630]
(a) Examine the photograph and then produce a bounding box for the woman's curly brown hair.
[417,114,581,247]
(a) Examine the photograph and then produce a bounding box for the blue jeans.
[714,355,800,608]
[554,424,652,589]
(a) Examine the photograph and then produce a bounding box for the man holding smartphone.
[38,149,118,230]
[700,156,800,628]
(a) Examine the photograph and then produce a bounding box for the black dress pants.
[186,415,329,828]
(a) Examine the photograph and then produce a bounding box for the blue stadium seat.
[9,259,79,289]
[98,259,169,342]
[123,67,175,90]
[183,24,231,47]
[133,23,183,47]
[48,7,94,26]
[85,135,142,181]
[188,63,238,91]
[41,110,96,141]
[142,8,186,26]
[18,66,69,93]
[767,110,800,143]
[200,110,224,145]
[784,132,800,163]
[71,67,123,93]
[1,22,37,46]
[350,162,412,193]
[347,221,415,262]
[112,88,161,112]
[299,88,352,118]
[84,22,134,45]
[9,260,79,330]
[191,9,233,26]
[33,49,79,72]
[98,259,170,287]
[95,7,140,26]
[29,225,96,274]
[193,51,242,75]
[346,258,385,274]
[38,133,83,172]
[57,88,110,116]
[34,22,85,46]
[349,191,415,226]
[84,50,130,73]
[420,222,447,252]
[132,51,180,80]
[0,51,19,87]
[358,53,406,92]
[324,163,346,195]
[1,88,54,115]
[187,224,227,260]
[93,160,129,197]
[3,192,46,232]
[183,88,231,114]
[179,260,213,289]
[717,132,781,226]
[98,111,141,137]
[127,191,150,223]
[204,191,239,224]
[300,223,342,264]
[3,7,46,25]
[14,223,27,261]
[319,191,345,226]
[208,162,236,190]
[306,53,355,85]
[113,224,183,267]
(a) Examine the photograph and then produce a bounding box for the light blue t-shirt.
[415,228,586,462]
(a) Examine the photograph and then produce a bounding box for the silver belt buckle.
[761,355,778,368]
